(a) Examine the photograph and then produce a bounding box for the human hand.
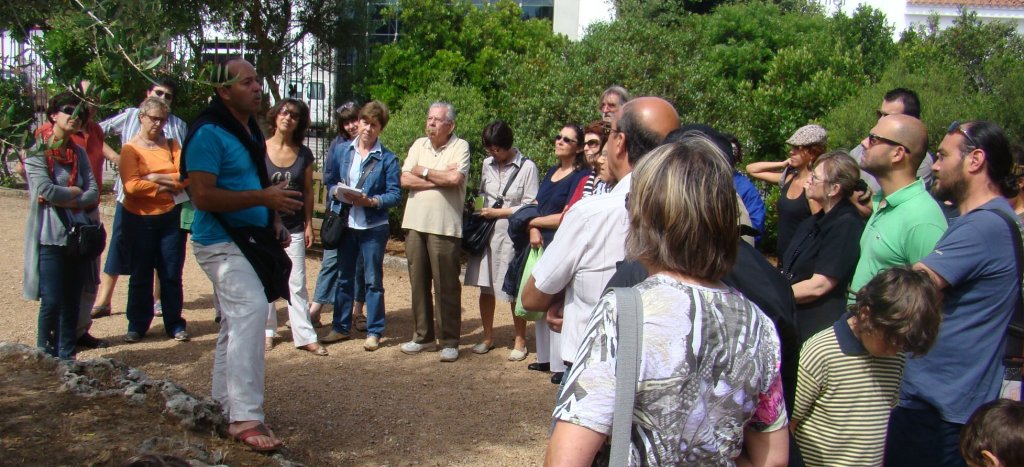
[529,227,543,248]
[67,186,83,198]
[546,301,564,332]
[265,181,303,215]
[342,191,372,207]
[479,207,498,219]
[304,224,314,248]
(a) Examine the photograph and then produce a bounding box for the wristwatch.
[421,168,429,179]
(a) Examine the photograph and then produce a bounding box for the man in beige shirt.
[399,102,472,362]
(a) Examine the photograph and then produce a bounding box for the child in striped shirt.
[791,266,943,467]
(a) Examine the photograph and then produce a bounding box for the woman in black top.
[778,150,866,342]
[747,124,828,255]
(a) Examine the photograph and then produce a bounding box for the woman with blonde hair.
[546,137,788,465]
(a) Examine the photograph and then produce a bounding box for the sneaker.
[400,340,437,354]
[321,330,350,343]
[439,347,459,362]
[90,305,111,319]
[173,330,191,342]
[123,331,142,343]
[154,302,163,317]
[471,342,495,355]
[363,335,380,352]
[77,333,110,349]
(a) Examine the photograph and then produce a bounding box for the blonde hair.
[138,97,169,118]
[626,136,738,280]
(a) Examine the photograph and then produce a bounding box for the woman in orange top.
[118,96,190,344]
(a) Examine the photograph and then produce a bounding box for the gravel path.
[0,189,555,466]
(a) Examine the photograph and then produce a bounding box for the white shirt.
[530,172,632,364]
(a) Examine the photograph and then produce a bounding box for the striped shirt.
[792,313,905,467]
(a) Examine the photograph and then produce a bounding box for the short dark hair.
[562,123,587,170]
[359,100,390,130]
[618,107,662,166]
[960,399,1024,467]
[46,91,83,123]
[852,266,942,356]
[266,98,310,145]
[583,120,608,150]
[335,101,361,138]
[148,77,178,96]
[883,88,921,119]
[957,121,1014,196]
[482,120,514,150]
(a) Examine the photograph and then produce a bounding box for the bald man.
[522,97,679,383]
[847,114,947,298]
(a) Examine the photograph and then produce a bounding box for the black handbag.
[462,159,525,254]
[321,156,379,250]
[54,206,106,261]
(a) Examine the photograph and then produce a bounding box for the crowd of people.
[19,59,1024,464]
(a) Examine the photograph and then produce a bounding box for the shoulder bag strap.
[609,287,644,466]
[354,156,379,190]
[978,207,1024,364]
[500,158,526,198]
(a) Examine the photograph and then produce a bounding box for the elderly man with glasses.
[847,113,947,300]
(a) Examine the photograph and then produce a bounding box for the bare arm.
[401,170,437,190]
[529,213,563,230]
[735,426,789,467]
[791,274,840,304]
[522,275,556,312]
[102,142,120,164]
[409,164,465,188]
[745,160,789,184]
[187,171,302,215]
[913,261,950,291]
[543,421,606,467]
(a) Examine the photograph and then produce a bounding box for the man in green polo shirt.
[848,114,947,298]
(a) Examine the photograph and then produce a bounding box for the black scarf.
[180,94,269,188]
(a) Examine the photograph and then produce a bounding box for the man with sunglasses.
[398,102,471,362]
[847,114,946,301]
[93,79,187,321]
[885,121,1020,467]
[850,88,936,200]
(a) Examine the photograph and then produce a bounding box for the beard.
[930,170,967,203]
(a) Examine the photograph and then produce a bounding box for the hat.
[786,124,828,147]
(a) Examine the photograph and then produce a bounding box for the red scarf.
[35,123,78,188]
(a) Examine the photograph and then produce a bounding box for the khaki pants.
[405,230,462,348]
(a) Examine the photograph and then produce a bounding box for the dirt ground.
[0,190,556,466]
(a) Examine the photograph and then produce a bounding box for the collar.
[612,172,632,194]
[879,178,927,210]
[815,197,858,229]
[348,137,383,158]
[425,134,454,152]
[488,149,525,169]
[833,311,869,356]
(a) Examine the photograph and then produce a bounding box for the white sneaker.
[439,347,459,362]
[400,340,437,354]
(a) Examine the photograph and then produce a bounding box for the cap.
[786,124,828,147]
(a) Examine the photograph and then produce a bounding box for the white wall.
[553,0,615,41]
[822,0,1024,39]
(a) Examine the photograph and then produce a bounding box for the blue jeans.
[38,245,87,359]
[313,249,366,304]
[332,224,388,336]
[103,202,130,275]
[123,206,186,337]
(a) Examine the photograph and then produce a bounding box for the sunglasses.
[584,139,601,148]
[153,89,173,101]
[867,133,908,151]
[59,105,78,116]
[948,120,980,149]
[279,108,302,120]
[554,135,577,145]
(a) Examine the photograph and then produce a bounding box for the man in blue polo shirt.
[885,120,1020,466]
[185,58,301,452]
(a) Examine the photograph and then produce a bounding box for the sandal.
[300,343,329,356]
[354,314,367,332]
[230,422,282,452]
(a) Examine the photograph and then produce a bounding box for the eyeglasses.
[809,171,827,185]
[948,120,980,150]
[584,139,601,148]
[142,114,167,124]
[554,135,577,145]
[59,105,78,116]
[867,133,908,151]
[153,89,173,101]
[278,108,301,120]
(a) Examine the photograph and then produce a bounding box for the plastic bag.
[514,246,547,321]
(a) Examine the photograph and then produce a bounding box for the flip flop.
[231,422,282,452]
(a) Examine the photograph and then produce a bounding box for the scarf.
[180,94,269,187]
[35,123,78,188]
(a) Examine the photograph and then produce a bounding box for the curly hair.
[851,266,942,356]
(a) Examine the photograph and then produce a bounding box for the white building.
[553,0,616,41]
[822,0,1024,39]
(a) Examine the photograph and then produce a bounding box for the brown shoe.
[321,330,350,343]
[90,305,111,319]
[354,314,368,332]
